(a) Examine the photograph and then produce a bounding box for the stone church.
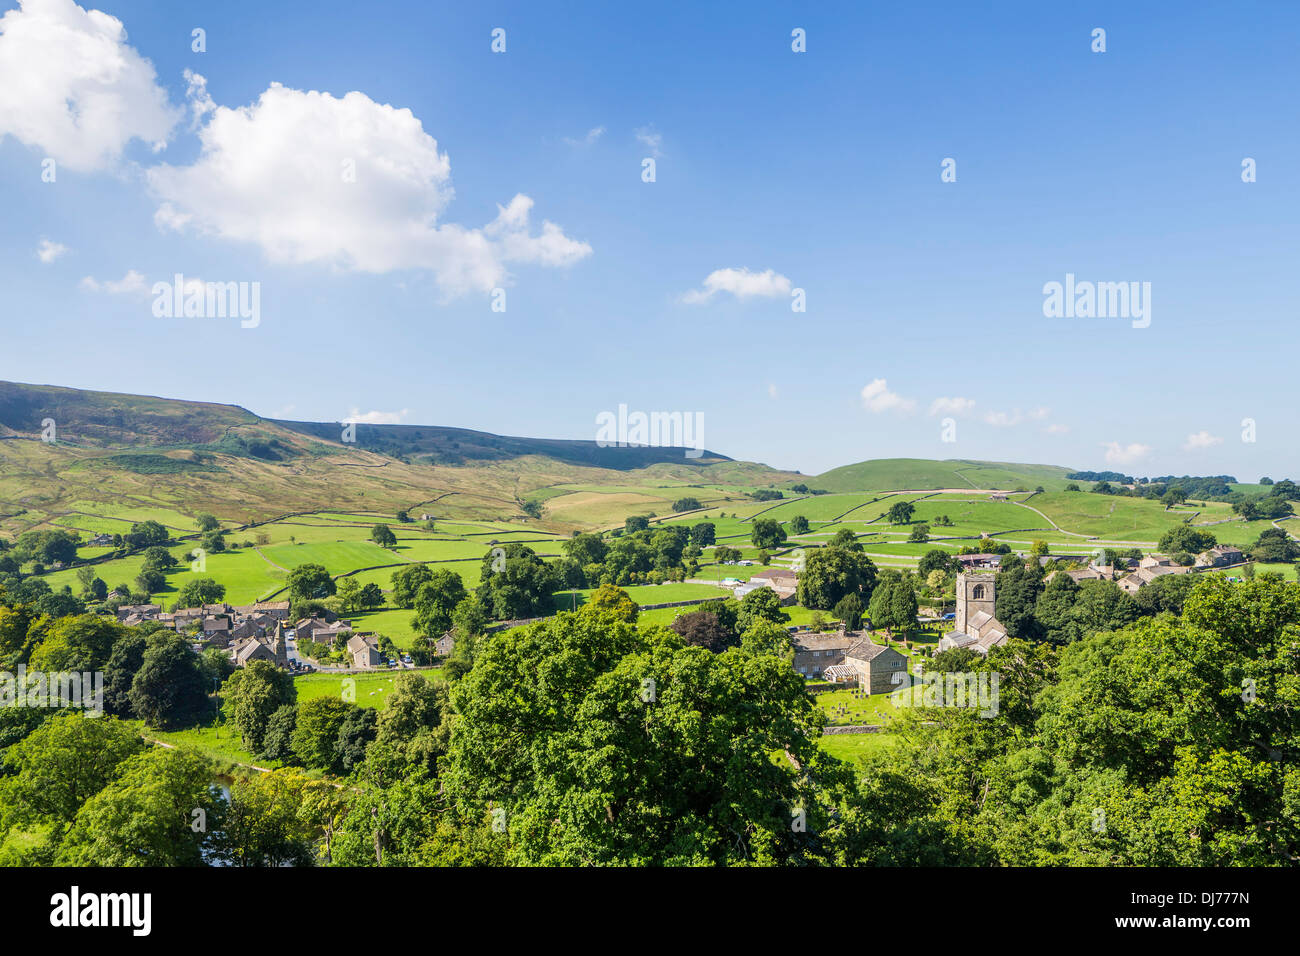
[937,572,1008,654]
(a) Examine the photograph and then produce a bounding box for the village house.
[200,616,231,641]
[734,567,799,605]
[824,640,910,694]
[1196,544,1244,568]
[172,608,204,630]
[434,630,455,657]
[792,631,855,678]
[233,600,291,622]
[228,618,265,643]
[116,604,161,622]
[88,533,115,547]
[1118,562,1191,595]
[954,553,1001,571]
[937,572,1009,654]
[294,617,353,647]
[1045,562,1115,584]
[346,633,385,669]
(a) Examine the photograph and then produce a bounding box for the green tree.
[391,563,435,609]
[0,713,145,826]
[413,568,469,638]
[359,582,384,609]
[833,593,864,630]
[587,583,639,623]
[688,523,716,548]
[371,523,397,549]
[58,747,221,866]
[796,545,877,610]
[886,501,916,525]
[445,607,829,865]
[735,586,790,633]
[291,697,355,772]
[749,518,787,550]
[172,577,226,610]
[223,661,297,752]
[129,633,211,729]
[219,768,318,866]
[287,563,335,603]
[1157,525,1217,556]
[260,704,298,762]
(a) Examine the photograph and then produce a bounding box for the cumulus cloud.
[345,408,410,425]
[929,396,974,417]
[860,379,916,415]
[983,406,1050,427]
[682,267,792,304]
[79,269,148,295]
[147,79,591,296]
[1102,441,1150,466]
[635,126,663,157]
[563,126,604,148]
[37,238,67,263]
[0,0,179,172]
[1183,430,1223,451]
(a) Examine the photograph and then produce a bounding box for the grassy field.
[135,719,275,771]
[292,669,444,707]
[816,732,901,762]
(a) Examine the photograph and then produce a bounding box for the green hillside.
[810,458,1078,493]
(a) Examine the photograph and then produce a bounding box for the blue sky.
[1,0,1296,479]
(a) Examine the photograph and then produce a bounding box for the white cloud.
[1101,441,1151,466]
[36,238,67,263]
[79,269,148,295]
[860,379,916,415]
[1183,430,1223,451]
[0,0,179,172]
[767,384,778,399]
[635,126,663,157]
[983,406,1051,427]
[345,408,410,425]
[147,80,591,296]
[682,267,792,304]
[563,126,604,148]
[929,396,974,417]
[1044,423,1070,435]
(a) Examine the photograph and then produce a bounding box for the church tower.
[955,572,996,635]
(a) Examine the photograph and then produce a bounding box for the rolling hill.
[0,382,1109,542]
[0,381,793,537]
[808,458,1079,493]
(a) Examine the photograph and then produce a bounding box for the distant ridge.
[276,419,731,470]
[0,381,730,470]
